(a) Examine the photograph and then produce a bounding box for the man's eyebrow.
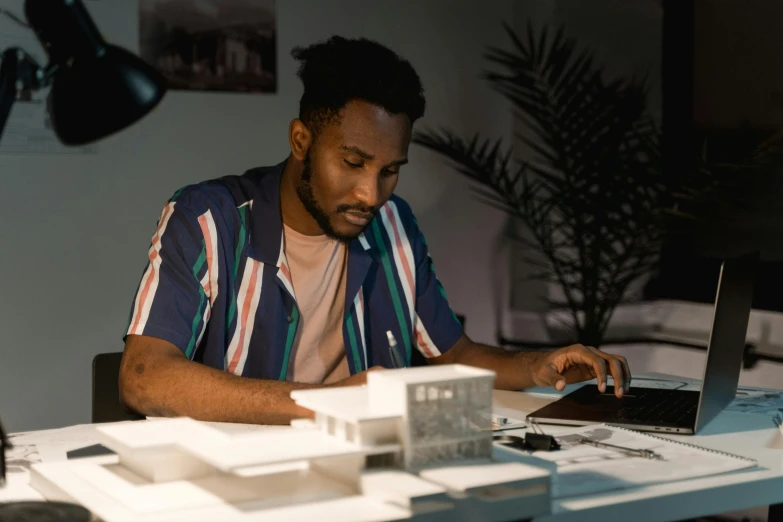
[341,145,408,168]
[341,145,374,160]
[387,157,409,168]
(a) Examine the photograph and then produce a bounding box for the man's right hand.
[331,366,385,387]
[121,335,384,425]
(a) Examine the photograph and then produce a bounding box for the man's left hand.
[529,344,631,398]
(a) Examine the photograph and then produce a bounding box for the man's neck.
[279,156,323,236]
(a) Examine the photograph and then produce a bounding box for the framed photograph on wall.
[139,0,277,94]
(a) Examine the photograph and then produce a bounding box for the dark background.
[646,0,783,312]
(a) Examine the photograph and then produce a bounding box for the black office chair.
[91,352,145,423]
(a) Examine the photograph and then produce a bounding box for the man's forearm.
[437,337,545,390]
[121,350,322,425]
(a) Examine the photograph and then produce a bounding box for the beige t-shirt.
[283,224,350,384]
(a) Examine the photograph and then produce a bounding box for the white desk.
[2,373,782,522]
[494,372,783,522]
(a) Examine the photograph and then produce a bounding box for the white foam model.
[30,364,552,521]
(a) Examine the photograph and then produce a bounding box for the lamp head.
[24,0,166,145]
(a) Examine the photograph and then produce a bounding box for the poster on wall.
[139,0,277,94]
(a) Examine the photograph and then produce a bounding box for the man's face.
[296,100,411,242]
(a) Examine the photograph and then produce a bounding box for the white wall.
[0,0,515,432]
[548,300,783,390]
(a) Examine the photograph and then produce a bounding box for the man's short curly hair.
[291,36,426,137]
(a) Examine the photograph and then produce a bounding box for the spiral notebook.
[525,424,758,498]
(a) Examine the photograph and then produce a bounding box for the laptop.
[527,253,758,435]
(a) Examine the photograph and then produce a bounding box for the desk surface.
[2,372,782,522]
[495,372,783,522]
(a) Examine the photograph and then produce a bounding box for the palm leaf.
[413,20,666,347]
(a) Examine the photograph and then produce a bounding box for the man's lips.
[342,211,374,226]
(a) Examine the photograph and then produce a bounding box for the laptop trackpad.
[533,385,634,422]
[528,385,699,427]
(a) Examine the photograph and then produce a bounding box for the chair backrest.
[92,352,144,423]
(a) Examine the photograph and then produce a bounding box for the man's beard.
[295,153,375,242]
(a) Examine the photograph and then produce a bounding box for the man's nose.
[353,173,381,209]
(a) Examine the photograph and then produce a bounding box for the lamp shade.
[24,0,166,145]
[47,45,167,145]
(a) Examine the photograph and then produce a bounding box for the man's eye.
[344,159,362,168]
[382,169,399,177]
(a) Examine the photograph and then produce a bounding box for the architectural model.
[29,364,551,522]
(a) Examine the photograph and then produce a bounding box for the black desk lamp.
[0,0,165,519]
[0,0,166,145]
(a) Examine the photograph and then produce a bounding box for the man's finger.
[591,349,631,398]
[604,353,626,398]
[562,364,594,384]
[538,363,567,391]
[585,347,626,397]
[617,355,632,392]
[578,347,607,392]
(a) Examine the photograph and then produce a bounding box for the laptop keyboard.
[607,388,698,425]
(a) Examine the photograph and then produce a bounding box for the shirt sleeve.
[395,199,464,358]
[125,196,211,359]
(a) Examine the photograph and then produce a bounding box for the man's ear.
[289,119,312,161]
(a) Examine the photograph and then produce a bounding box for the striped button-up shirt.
[125,161,463,380]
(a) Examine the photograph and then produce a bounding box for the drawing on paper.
[4,444,40,474]
[728,389,783,415]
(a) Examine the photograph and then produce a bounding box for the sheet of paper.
[529,425,755,498]
[4,423,103,491]
[0,471,45,502]
[727,389,783,415]
[8,423,100,448]
[3,440,41,478]
[8,423,102,467]
[3,419,288,501]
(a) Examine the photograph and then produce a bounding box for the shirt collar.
[222,159,376,267]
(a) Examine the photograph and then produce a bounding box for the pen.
[387,331,406,368]
[576,437,663,460]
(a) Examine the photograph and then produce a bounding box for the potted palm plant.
[413,22,667,347]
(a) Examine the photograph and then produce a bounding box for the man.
[120,36,631,425]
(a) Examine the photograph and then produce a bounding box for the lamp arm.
[0,76,19,499]
[0,47,46,143]
[0,415,7,487]
[0,47,25,488]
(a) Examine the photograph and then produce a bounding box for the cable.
[0,9,30,29]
